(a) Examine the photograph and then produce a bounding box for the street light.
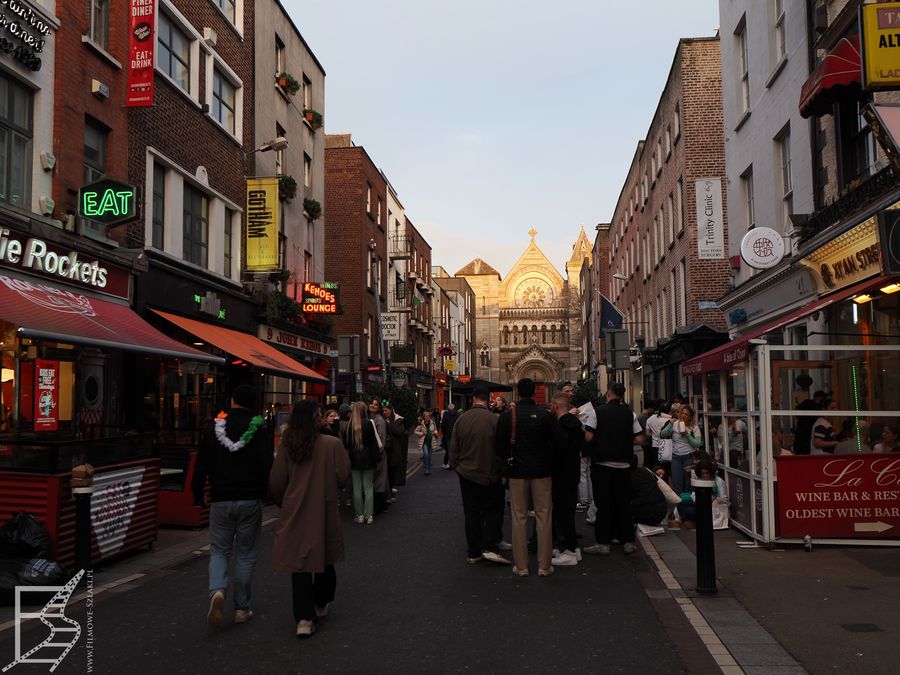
[612,273,628,281]
[254,136,289,153]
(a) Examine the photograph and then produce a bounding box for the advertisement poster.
[776,455,900,539]
[34,359,59,431]
[694,178,725,259]
[245,178,280,271]
[862,2,900,89]
[126,0,156,107]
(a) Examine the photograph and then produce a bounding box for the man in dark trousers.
[550,392,585,567]
[193,384,272,628]
[496,378,557,577]
[441,403,459,469]
[452,387,509,565]
[584,381,643,556]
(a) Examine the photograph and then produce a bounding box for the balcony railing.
[390,286,411,312]
[389,341,417,365]
[389,233,413,259]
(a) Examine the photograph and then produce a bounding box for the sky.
[284,0,720,277]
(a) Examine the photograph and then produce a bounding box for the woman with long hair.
[270,399,350,639]
[660,404,703,494]
[343,401,380,524]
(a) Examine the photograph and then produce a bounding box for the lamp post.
[369,239,387,377]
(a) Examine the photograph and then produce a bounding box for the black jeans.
[291,566,336,622]
[591,465,634,545]
[458,474,504,557]
[552,474,579,552]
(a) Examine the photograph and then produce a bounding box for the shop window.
[183,184,209,267]
[83,119,107,183]
[0,73,32,207]
[89,0,110,50]
[152,163,166,249]
[158,12,191,94]
[212,69,237,135]
[223,208,233,278]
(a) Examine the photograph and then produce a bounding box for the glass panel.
[0,77,8,121]
[12,84,29,130]
[9,134,27,206]
[0,131,7,202]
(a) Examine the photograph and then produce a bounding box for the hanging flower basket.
[275,72,300,96]
[303,198,322,221]
[278,175,298,202]
[302,109,323,130]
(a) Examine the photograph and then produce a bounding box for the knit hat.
[338,403,352,414]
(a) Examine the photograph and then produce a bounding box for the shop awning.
[799,35,861,119]
[0,271,221,363]
[151,309,327,383]
[681,275,889,376]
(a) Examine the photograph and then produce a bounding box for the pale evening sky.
[283,0,720,278]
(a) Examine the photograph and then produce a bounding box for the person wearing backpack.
[342,401,381,525]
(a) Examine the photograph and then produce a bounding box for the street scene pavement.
[1,444,898,675]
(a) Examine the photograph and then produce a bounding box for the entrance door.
[534,383,547,406]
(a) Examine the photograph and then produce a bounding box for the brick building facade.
[606,37,730,401]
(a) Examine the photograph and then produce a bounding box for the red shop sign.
[34,359,59,431]
[126,0,156,107]
[776,454,900,539]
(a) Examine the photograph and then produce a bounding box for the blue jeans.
[422,441,433,473]
[671,453,693,495]
[208,499,262,610]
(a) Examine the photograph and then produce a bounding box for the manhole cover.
[841,623,883,632]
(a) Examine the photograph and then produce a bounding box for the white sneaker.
[495,540,513,551]
[551,550,578,566]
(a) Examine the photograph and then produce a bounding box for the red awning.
[0,270,221,363]
[682,275,890,376]
[151,309,328,383]
[799,35,861,119]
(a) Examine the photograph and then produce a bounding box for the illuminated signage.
[0,227,115,290]
[800,217,881,293]
[862,2,900,89]
[78,179,137,227]
[245,178,280,272]
[126,0,155,107]
[301,281,341,314]
[260,324,330,356]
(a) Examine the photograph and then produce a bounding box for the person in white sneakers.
[549,393,585,567]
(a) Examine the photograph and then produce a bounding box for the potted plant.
[303,198,322,221]
[278,175,297,202]
[302,109,324,130]
[275,72,300,96]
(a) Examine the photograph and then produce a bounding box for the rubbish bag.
[17,558,67,586]
[0,511,51,559]
[0,557,22,605]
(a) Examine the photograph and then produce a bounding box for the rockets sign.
[301,281,341,315]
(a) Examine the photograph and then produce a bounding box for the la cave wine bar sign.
[301,281,341,315]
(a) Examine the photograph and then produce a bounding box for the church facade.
[456,228,592,403]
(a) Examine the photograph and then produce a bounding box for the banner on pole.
[246,178,280,272]
[126,0,156,107]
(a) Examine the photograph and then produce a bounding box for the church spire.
[528,227,538,243]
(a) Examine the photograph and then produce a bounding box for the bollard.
[73,487,94,573]
[691,476,717,595]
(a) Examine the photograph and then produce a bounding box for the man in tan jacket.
[452,387,511,565]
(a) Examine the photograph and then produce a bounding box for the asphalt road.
[3,458,689,674]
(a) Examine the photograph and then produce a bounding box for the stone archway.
[511,359,557,405]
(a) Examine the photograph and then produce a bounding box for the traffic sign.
[443,359,456,372]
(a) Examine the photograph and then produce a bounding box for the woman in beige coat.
[270,399,351,638]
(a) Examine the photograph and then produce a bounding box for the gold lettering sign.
[800,217,881,293]
[245,178,280,272]
[863,2,900,89]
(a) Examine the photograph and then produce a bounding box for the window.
[643,235,650,279]
[367,252,373,288]
[665,125,672,158]
[674,103,681,140]
[773,0,786,62]
[742,167,755,230]
[658,207,665,255]
[641,175,648,204]
[366,184,372,213]
[368,315,374,358]
[670,270,677,329]
[676,177,684,232]
[183,184,209,267]
[216,0,236,24]
[223,209,233,277]
[152,163,166,249]
[212,69,236,134]
[377,197,383,225]
[838,98,877,185]
[0,73,32,206]
[653,214,660,265]
[656,138,663,175]
[302,74,312,110]
[158,13,191,93]
[679,259,687,327]
[89,0,109,49]
[275,35,285,74]
[648,300,655,345]
[304,251,312,282]
[303,153,312,188]
[737,22,750,113]
[778,128,793,229]
[274,123,285,175]
[667,193,675,243]
[83,119,107,183]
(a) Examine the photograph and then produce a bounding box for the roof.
[456,258,501,277]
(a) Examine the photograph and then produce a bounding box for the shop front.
[257,322,333,406]
[0,223,220,565]
[683,212,900,546]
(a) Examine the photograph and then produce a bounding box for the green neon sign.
[78,178,137,226]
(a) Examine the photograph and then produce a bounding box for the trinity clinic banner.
[245,178,280,272]
[126,0,156,107]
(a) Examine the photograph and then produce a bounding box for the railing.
[389,342,417,365]
[389,233,413,258]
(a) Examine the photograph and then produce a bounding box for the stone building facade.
[457,228,591,403]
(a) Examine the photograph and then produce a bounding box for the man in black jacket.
[583,382,643,556]
[440,404,458,469]
[496,378,556,576]
[550,392,585,567]
[192,384,272,628]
